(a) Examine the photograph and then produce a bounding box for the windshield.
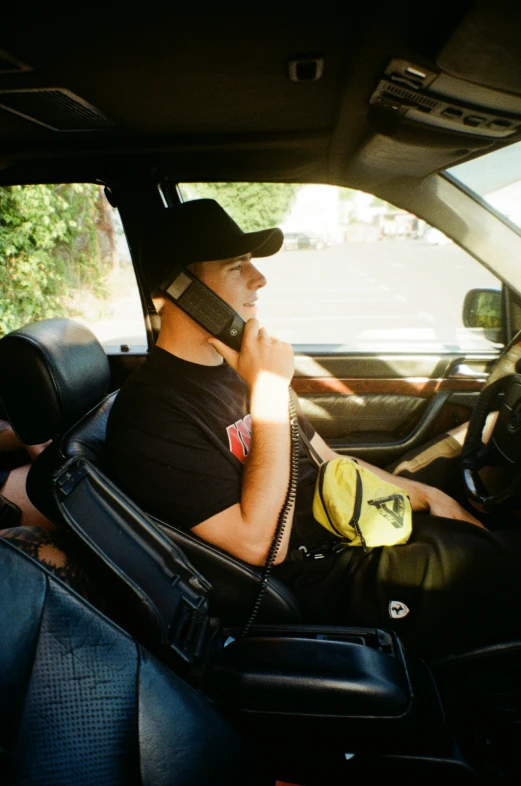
[448,140,521,230]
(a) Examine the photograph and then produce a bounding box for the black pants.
[277,432,521,663]
[278,513,521,663]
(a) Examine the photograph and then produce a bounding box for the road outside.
[255,239,501,351]
[87,238,502,353]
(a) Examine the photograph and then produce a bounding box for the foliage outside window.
[178,182,299,231]
[0,183,146,350]
[0,184,113,335]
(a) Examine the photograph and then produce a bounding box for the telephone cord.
[239,390,300,637]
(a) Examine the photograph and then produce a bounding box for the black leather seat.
[0,318,302,643]
[0,535,264,786]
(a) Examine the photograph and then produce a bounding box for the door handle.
[449,363,487,379]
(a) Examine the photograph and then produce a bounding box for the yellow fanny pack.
[312,457,413,549]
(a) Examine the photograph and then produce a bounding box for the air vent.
[370,58,521,138]
[0,49,32,74]
[381,83,440,113]
[0,88,114,131]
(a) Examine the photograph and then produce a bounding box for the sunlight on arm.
[250,371,291,423]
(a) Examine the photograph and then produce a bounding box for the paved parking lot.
[255,239,501,351]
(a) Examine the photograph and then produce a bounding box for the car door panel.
[107,350,493,468]
[293,351,492,466]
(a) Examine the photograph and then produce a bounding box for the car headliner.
[1,1,521,198]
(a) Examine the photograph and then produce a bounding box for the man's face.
[189,253,267,322]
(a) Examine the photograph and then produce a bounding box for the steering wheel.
[462,331,521,509]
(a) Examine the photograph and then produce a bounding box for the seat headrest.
[0,318,110,445]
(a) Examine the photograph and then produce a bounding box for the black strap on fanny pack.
[298,422,324,466]
[290,388,358,470]
[288,541,349,561]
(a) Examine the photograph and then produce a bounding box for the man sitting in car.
[106,198,521,664]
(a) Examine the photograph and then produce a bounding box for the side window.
[179,182,503,352]
[0,183,147,351]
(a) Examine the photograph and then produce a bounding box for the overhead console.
[347,3,521,188]
[370,57,521,139]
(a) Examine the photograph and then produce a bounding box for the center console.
[205,624,479,782]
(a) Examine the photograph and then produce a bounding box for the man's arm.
[308,431,486,528]
[192,320,296,565]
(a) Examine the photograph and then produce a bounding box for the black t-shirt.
[106,346,335,556]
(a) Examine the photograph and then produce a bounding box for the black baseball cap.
[139,198,284,291]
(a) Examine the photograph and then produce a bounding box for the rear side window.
[0,183,146,352]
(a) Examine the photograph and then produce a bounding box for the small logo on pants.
[389,600,410,619]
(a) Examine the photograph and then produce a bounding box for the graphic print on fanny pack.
[368,494,406,529]
[226,415,252,462]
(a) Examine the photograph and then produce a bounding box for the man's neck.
[156,307,224,366]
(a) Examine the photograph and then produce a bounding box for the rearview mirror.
[462,288,502,331]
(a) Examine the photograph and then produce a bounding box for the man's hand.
[428,488,487,529]
[424,487,487,529]
[207,318,295,390]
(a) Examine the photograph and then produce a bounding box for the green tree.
[0,183,110,336]
[179,182,299,231]
[339,188,357,203]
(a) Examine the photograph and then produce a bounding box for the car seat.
[0,318,302,650]
[0,534,269,786]
[0,531,482,785]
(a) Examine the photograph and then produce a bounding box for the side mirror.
[462,288,502,331]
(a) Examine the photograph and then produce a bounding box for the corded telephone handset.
[159,264,300,633]
[160,264,246,351]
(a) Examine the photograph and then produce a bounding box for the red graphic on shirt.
[226,414,252,462]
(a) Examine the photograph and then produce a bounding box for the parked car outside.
[281,231,330,250]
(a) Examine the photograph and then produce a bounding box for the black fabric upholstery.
[0,318,110,445]
[0,538,256,786]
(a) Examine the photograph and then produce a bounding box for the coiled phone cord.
[240,389,300,637]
